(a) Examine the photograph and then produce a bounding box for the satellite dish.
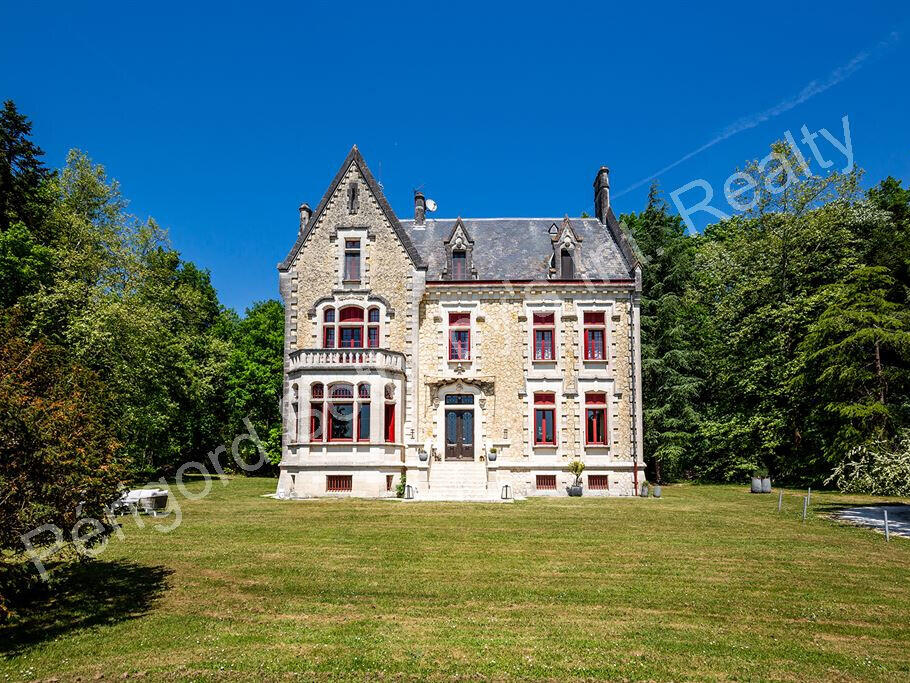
[425,199,438,212]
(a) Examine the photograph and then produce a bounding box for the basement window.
[326,475,352,492]
[536,474,557,490]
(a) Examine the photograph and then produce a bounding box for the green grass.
[2,479,909,681]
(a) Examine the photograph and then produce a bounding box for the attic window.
[560,249,575,279]
[452,250,467,279]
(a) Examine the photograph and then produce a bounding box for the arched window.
[358,383,370,399]
[311,382,324,399]
[308,382,370,443]
[322,305,373,349]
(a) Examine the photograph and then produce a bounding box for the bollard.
[884,510,890,542]
[778,490,783,513]
[802,496,807,521]
[807,487,811,507]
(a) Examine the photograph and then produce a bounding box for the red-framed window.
[585,392,608,445]
[310,403,323,441]
[358,383,370,399]
[328,403,354,441]
[357,402,370,441]
[452,250,467,280]
[583,311,606,360]
[384,403,395,443]
[449,312,471,360]
[589,475,609,490]
[368,307,380,323]
[533,312,555,360]
[344,239,360,281]
[311,382,324,399]
[536,474,557,490]
[339,306,364,348]
[326,475,352,492]
[533,392,556,445]
[323,308,336,348]
[367,326,379,348]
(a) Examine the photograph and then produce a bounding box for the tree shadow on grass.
[0,559,172,658]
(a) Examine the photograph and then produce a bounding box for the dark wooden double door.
[444,408,474,460]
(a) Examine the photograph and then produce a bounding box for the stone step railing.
[289,348,406,373]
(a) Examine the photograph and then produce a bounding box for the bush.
[825,432,910,496]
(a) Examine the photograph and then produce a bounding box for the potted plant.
[488,447,498,462]
[653,483,662,498]
[640,480,649,497]
[418,449,428,462]
[567,460,585,496]
[750,471,762,493]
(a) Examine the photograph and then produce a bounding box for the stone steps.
[424,462,495,501]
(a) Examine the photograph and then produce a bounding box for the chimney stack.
[593,167,610,224]
[298,203,311,233]
[414,190,426,226]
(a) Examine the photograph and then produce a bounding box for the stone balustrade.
[289,348,406,373]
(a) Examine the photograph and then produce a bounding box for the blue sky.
[3,2,909,312]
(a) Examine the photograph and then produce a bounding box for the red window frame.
[309,403,323,441]
[326,475,352,492]
[536,474,557,490]
[533,312,555,361]
[452,250,467,279]
[367,326,379,348]
[343,239,360,281]
[589,475,609,490]
[367,307,380,323]
[533,392,556,445]
[583,311,606,361]
[327,400,354,442]
[384,403,395,443]
[323,309,336,348]
[585,392,608,445]
[448,312,471,360]
[357,402,370,442]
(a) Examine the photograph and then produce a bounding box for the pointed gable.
[278,146,425,271]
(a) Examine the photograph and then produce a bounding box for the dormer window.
[560,249,574,279]
[551,215,582,280]
[452,250,467,279]
[443,218,476,280]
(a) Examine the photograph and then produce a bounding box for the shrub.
[825,432,910,496]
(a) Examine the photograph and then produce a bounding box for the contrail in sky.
[613,31,901,199]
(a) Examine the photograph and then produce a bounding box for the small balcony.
[289,348,406,373]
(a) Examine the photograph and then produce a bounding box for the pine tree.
[797,266,910,460]
[0,100,52,233]
[622,184,701,482]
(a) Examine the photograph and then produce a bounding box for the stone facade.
[276,147,643,501]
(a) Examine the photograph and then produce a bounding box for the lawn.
[2,478,909,681]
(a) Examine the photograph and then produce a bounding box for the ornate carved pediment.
[441,217,477,280]
[426,375,495,407]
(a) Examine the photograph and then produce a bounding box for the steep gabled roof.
[278,146,425,272]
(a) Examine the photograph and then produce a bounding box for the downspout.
[628,290,639,495]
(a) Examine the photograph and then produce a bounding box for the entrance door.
[444,409,474,460]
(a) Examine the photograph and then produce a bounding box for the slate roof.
[401,214,637,281]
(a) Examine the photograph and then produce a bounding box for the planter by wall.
[488,451,497,461]
[653,485,662,498]
[761,477,772,493]
[640,484,649,497]
[418,451,428,462]
[568,485,583,497]
[750,477,762,493]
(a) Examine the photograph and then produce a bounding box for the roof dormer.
[550,215,582,279]
[442,217,477,281]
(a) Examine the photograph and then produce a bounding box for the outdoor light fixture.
[501,484,512,500]
[405,484,414,500]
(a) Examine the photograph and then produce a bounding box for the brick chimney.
[298,203,311,234]
[414,190,426,227]
[593,167,610,224]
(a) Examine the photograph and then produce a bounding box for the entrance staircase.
[423,460,501,502]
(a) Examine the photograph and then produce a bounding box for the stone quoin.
[275,147,644,501]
